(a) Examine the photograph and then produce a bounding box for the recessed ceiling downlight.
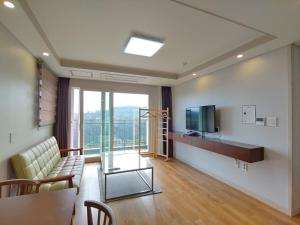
[3,1,15,8]
[237,54,244,59]
[42,52,49,56]
[124,35,164,57]
[192,73,197,76]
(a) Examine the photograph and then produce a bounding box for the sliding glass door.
[113,93,149,152]
[71,88,149,155]
[83,91,102,155]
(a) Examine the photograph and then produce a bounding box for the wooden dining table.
[0,188,77,225]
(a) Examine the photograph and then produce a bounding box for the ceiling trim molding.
[20,0,60,62]
[0,20,36,59]
[170,0,276,37]
[170,0,278,78]
[15,0,278,82]
[61,59,179,80]
[180,34,276,78]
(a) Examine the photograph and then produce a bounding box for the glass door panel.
[83,91,102,155]
[113,93,149,152]
[70,88,80,149]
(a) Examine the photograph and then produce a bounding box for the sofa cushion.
[12,137,61,180]
[39,155,85,192]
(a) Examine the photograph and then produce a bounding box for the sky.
[114,93,149,108]
[73,90,149,113]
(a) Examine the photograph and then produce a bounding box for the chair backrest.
[0,179,40,198]
[84,200,117,225]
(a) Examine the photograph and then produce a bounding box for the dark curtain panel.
[54,78,70,149]
[161,86,173,157]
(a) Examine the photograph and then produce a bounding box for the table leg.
[104,174,107,202]
[151,167,154,191]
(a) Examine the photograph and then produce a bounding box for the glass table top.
[100,151,153,174]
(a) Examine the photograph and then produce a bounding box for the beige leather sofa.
[11,136,85,193]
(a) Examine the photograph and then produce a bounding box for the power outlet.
[234,159,240,168]
[242,163,248,172]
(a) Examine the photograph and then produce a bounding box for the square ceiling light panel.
[124,35,164,57]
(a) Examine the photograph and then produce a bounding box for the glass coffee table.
[99,151,154,202]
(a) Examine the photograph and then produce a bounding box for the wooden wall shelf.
[169,132,264,163]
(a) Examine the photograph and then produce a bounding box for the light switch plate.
[266,117,277,127]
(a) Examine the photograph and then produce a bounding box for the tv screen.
[186,105,216,133]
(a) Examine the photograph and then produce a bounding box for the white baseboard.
[175,157,291,216]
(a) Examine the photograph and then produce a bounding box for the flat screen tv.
[186,105,216,133]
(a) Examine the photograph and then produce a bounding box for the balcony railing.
[71,120,148,155]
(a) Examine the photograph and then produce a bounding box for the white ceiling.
[0,0,300,86]
[26,0,262,74]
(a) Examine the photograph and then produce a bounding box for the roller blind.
[37,62,58,127]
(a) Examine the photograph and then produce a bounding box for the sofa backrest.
[11,136,61,180]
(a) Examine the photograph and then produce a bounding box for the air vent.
[100,72,147,83]
[69,70,148,84]
[104,76,140,83]
[70,70,93,78]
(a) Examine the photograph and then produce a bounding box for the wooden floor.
[73,158,300,225]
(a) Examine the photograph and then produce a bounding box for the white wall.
[0,23,53,179]
[172,47,292,214]
[292,45,300,215]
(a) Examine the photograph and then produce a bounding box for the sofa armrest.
[60,148,83,157]
[39,174,75,188]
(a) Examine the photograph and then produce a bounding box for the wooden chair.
[38,174,75,189]
[0,179,40,198]
[84,200,117,225]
